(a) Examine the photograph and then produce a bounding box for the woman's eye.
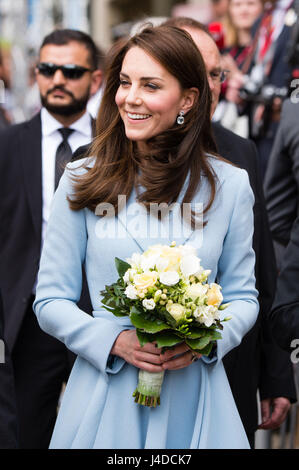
[145,83,159,90]
[120,79,130,87]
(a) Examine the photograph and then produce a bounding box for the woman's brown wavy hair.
[68,25,220,225]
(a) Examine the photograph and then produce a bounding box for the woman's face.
[229,0,263,30]
[115,46,194,146]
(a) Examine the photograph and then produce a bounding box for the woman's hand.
[111,330,201,372]
[160,343,202,371]
[111,329,164,373]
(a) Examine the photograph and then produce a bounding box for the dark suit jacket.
[72,123,297,436]
[0,112,93,352]
[213,123,296,434]
[264,99,299,246]
[270,214,299,352]
[251,12,292,89]
[0,290,18,448]
[265,100,299,351]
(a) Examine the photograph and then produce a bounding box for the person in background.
[70,16,296,448]
[163,16,296,448]
[211,0,230,21]
[223,0,264,66]
[0,289,18,449]
[87,44,105,120]
[0,47,12,127]
[222,0,296,178]
[222,0,264,97]
[264,98,299,268]
[0,28,102,449]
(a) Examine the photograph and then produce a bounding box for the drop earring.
[177,111,185,125]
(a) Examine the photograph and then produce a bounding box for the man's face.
[36,40,100,117]
[183,28,222,116]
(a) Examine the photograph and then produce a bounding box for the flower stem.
[132,370,165,407]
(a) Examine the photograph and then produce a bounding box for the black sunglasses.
[36,62,93,80]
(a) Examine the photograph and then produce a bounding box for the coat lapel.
[20,113,43,239]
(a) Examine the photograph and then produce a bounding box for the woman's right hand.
[111,329,164,373]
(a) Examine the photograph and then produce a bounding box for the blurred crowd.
[1,0,298,179]
[1,0,299,450]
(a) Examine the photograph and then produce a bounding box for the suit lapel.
[20,113,43,239]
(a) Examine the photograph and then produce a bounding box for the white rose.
[179,244,198,257]
[194,305,218,327]
[155,257,169,272]
[125,284,138,300]
[180,255,201,277]
[142,298,156,310]
[140,254,159,272]
[159,271,180,286]
[133,271,158,290]
[123,270,130,283]
[126,253,142,269]
[166,303,186,322]
[207,283,223,308]
[186,283,208,302]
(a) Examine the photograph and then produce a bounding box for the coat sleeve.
[33,166,126,377]
[270,214,299,353]
[264,100,299,246]
[203,169,259,364]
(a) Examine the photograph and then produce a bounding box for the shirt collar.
[41,107,92,137]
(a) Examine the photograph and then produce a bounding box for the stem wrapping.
[132,370,165,407]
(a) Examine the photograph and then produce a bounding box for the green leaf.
[115,257,131,277]
[187,327,209,339]
[102,305,128,317]
[136,330,156,347]
[153,331,182,348]
[186,334,212,350]
[195,342,214,356]
[130,307,170,333]
[208,330,222,341]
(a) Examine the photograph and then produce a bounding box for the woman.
[33,25,258,449]
[223,0,263,68]
[221,0,264,104]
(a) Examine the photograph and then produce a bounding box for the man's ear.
[181,87,199,114]
[90,70,103,97]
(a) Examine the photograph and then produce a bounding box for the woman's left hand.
[160,343,201,370]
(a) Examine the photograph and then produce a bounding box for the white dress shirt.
[41,107,93,249]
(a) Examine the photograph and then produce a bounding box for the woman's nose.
[125,85,142,106]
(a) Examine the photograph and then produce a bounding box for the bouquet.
[101,242,230,407]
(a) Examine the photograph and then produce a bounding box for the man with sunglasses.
[0,29,103,449]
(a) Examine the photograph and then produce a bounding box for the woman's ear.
[181,87,199,114]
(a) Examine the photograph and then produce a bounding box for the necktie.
[55,128,74,189]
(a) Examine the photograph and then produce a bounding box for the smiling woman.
[68,25,217,224]
[115,46,197,145]
[33,25,258,449]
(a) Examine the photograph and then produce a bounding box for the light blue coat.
[34,155,259,449]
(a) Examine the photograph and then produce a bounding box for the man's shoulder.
[212,121,253,151]
[0,113,41,140]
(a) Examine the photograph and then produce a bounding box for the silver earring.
[177,111,185,125]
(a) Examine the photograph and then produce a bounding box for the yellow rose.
[207,283,223,308]
[166,303,186,322]
[133,271,158,290]
[160,246,182,272]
